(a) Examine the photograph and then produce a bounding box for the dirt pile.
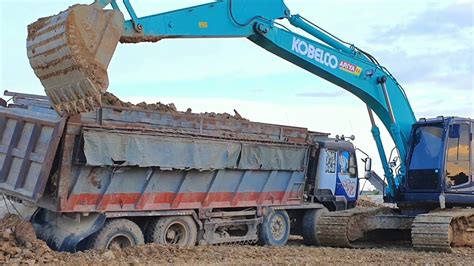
[101,92,177,113]
[0,214,56,264]
[1,215,472,264]
[101,92,248,121]
[357,196,384,207]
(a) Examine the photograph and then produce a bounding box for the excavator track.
[26,4,124,115]
[317,207,392,248]
[411,208,474,252]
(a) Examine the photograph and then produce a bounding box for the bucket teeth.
[27,4,124,115]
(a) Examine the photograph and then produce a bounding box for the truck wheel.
[302,208,328,246]
[258,210,290,246]
[146,216,197,247]
[88,219,144,250]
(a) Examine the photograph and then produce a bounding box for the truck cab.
[401,117,474,208]
[306,136,359,211]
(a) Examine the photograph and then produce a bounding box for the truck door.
[445,123,472,194]
[314,148,337,195]
[335,150,358,202]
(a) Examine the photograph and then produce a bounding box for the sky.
[1,0,473,185]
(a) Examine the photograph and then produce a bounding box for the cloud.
[399,77,473,119]
[372,47,473,92]
[363,1,473,116]
[374,2,473,42]
[296,91,344,98]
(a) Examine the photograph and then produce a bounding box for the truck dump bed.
[0,107,64,202]
[0,98,327,214]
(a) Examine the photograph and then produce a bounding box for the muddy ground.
[0,213,472,265]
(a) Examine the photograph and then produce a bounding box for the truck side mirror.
[449,124,460,139]
[364,158,372,172]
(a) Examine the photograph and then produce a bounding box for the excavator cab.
[402,117,473,206]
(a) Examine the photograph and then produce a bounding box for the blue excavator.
[26,0,473,251]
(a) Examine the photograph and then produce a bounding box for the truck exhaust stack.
[26,4,124,115]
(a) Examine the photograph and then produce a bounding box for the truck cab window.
[325,150,336,174]
[339,151,350,174]
[349,152,357,178]
[446,124,471,187]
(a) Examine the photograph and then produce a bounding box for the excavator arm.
[27,0,417,200]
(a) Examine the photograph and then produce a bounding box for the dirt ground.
[0,214,472,265]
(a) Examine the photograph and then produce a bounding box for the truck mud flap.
[0,107,65,202]
[31,208,106,252]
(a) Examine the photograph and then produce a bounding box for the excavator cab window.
[409,125,444,170]
[446,124,471,187]
[407,124,445,190]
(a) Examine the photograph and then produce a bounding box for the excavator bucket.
[27,4,124,115]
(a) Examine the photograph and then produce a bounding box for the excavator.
[26,0,473,252]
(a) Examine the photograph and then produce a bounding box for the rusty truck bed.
[0,107,65,202]
[0,102,326,214]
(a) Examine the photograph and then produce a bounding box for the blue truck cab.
[306,135,360,211]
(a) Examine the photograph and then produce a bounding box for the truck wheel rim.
[271,215,286,241]
[165,222,187,245]
[106,234,133,249]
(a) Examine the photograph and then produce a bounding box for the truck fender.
[31,208,106,252]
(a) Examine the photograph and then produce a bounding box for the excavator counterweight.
[27,4,124,115]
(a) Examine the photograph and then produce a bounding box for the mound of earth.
[1,215,472,264]
[101,92,248,121]
[0,214,56,264]
[357,196,385,207]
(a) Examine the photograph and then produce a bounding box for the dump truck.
[0,91,367,251]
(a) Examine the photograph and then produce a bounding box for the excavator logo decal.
[292,37,338,69]
[339,61,362,76]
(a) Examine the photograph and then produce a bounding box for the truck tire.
[302,208,328,246]
[258,210,290,246]
[88,219,144,250]
[146,216,197,247]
